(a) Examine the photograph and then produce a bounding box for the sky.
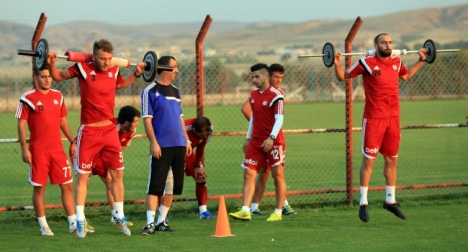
[1,0,467,26]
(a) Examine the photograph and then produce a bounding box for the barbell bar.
[298,39,460,68]
[17,38,173,82]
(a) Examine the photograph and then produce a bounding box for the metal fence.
[1,48,467,220]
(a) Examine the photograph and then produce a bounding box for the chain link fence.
[1,48,467,221]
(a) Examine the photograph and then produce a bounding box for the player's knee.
[194,176,206,183]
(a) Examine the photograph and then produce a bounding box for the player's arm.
[60,117,76,159]
[17,119,31,164]
[241,99,252,121]
[143,117,161,159]
[117,62,145,89]
[47,52,73,81]
[181,116,193,156]
[243,114,253,153]
[400,48,426,81]
[334,52,351,81]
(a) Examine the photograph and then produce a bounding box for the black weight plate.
[142,51,157,82]
[424,39,436,64]
[35,38,49,70]
[322,42,335,68]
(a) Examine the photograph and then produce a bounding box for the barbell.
[17,38,173,82]
[298,39,460,68]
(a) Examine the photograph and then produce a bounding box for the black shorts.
[146,147,186,196]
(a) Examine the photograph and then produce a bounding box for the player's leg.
[33,185,54,236]
[381,116,405,219]
[157,168,174,228]
[186,153,213,219]
[268,163,286,221]
[29,153,53,236]
[250,166,269,216]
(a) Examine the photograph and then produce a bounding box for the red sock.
[196,183,207,206]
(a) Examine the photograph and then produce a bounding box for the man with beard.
[333,33,427,223]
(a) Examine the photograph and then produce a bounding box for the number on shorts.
[62,165,71,177]
[119,152,124,163]
[270,149,279,160]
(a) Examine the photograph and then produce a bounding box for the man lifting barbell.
[333,33,427,223]
[46,38,141,238]
[17,38,173,82]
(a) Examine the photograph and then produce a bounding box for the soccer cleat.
[229,209,251,221]
[383,202,406,220]
[155,221,174,232]
[266,212,282,221]
[111,216,133,227]
[140,223,156,235]
[112,216,132,236]
[251,209,268,216]
[69,220,94,234]
[40,226,54,236]
[76,220,87,238]
[282,205,297,215]
[199,210,215,219]
[359,205,370,222]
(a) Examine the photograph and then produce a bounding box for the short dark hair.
[93,39,114,55]
[117,105,141,125]
[157,55,176,74]
[33,65,50,77]
[374,33,389,44]
[268,63,284,76]
[193,116,212,133]
[250,63,269,73]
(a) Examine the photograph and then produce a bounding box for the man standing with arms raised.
[48,39,145,238]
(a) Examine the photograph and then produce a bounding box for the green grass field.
[1,99,467,221]
[1,198,467,251]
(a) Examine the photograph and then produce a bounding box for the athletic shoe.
[112,216,132,236]
[199,210,215,219]
[140,223,155,235]
[229,209,251,221]
[383,202,406,220]
[251,209,268,216]
[111,216,133,227]
[282,205,297,215]
[76,220,86,238]
[69,220,94,234]
[266,212,282,221]
[359,205,370,222]
[155,221,173,232]
[40,226,54,236]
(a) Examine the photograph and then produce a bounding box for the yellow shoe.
[85,220,95,233]
[126,221,134,227]
[267,212,282,221]
[229,209,251,220]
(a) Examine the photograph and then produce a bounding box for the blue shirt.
[141,82,186,147]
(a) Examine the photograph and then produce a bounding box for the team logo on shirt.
[37,101,44,111]
[251,99,254,104]
[393,65,397,70]
[53,99,58,105]
[372,66,381,76]
[108,72,113,78]
[263,101,267,105]
[91,71,96,81]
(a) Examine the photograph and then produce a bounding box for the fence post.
[195,15,213,117]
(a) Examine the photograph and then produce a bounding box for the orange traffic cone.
[212,196,234,237]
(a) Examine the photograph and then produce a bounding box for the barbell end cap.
[401,49,407,55]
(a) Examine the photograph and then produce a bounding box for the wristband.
[71,140,77,144]
[187,140,192,144]
[134,71,141,78]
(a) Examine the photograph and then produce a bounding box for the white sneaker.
[111,215,133,226]
[40,226,54,236]
[69,220,95,234]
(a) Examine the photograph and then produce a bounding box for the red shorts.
[242,141,285,172]
[263,145,286,171]
[91,153,107,178]
[74,124,123,174]
[29,151,73,186]
[361,117,401,158]
[184,152,204,178]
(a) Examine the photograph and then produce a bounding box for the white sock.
[157,205,170,225]
[274,208,282,216]
[111,209,116,216]
[199,205,207,214]
[146,210,155,225]
[241,206,250,213]
[386,185,396,204]
[250,203,259,211]
[360,186,368,205]
[37,216,48,228]
[76,205,85,221]
[283,199,289,207]
[114,202,124,218]
[68,215,77,227]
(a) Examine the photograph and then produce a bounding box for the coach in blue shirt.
[140,56,192,234]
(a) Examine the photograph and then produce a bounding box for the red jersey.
[347,55,408,118]
[68,62,123,124]
[249,86,284,144]
[185,118,213,166]
[15,89,67,153]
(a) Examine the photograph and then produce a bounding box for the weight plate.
[322,42,335,68]
[424,39,436,64]
[142,51,158,82]
[35,38,49,70]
